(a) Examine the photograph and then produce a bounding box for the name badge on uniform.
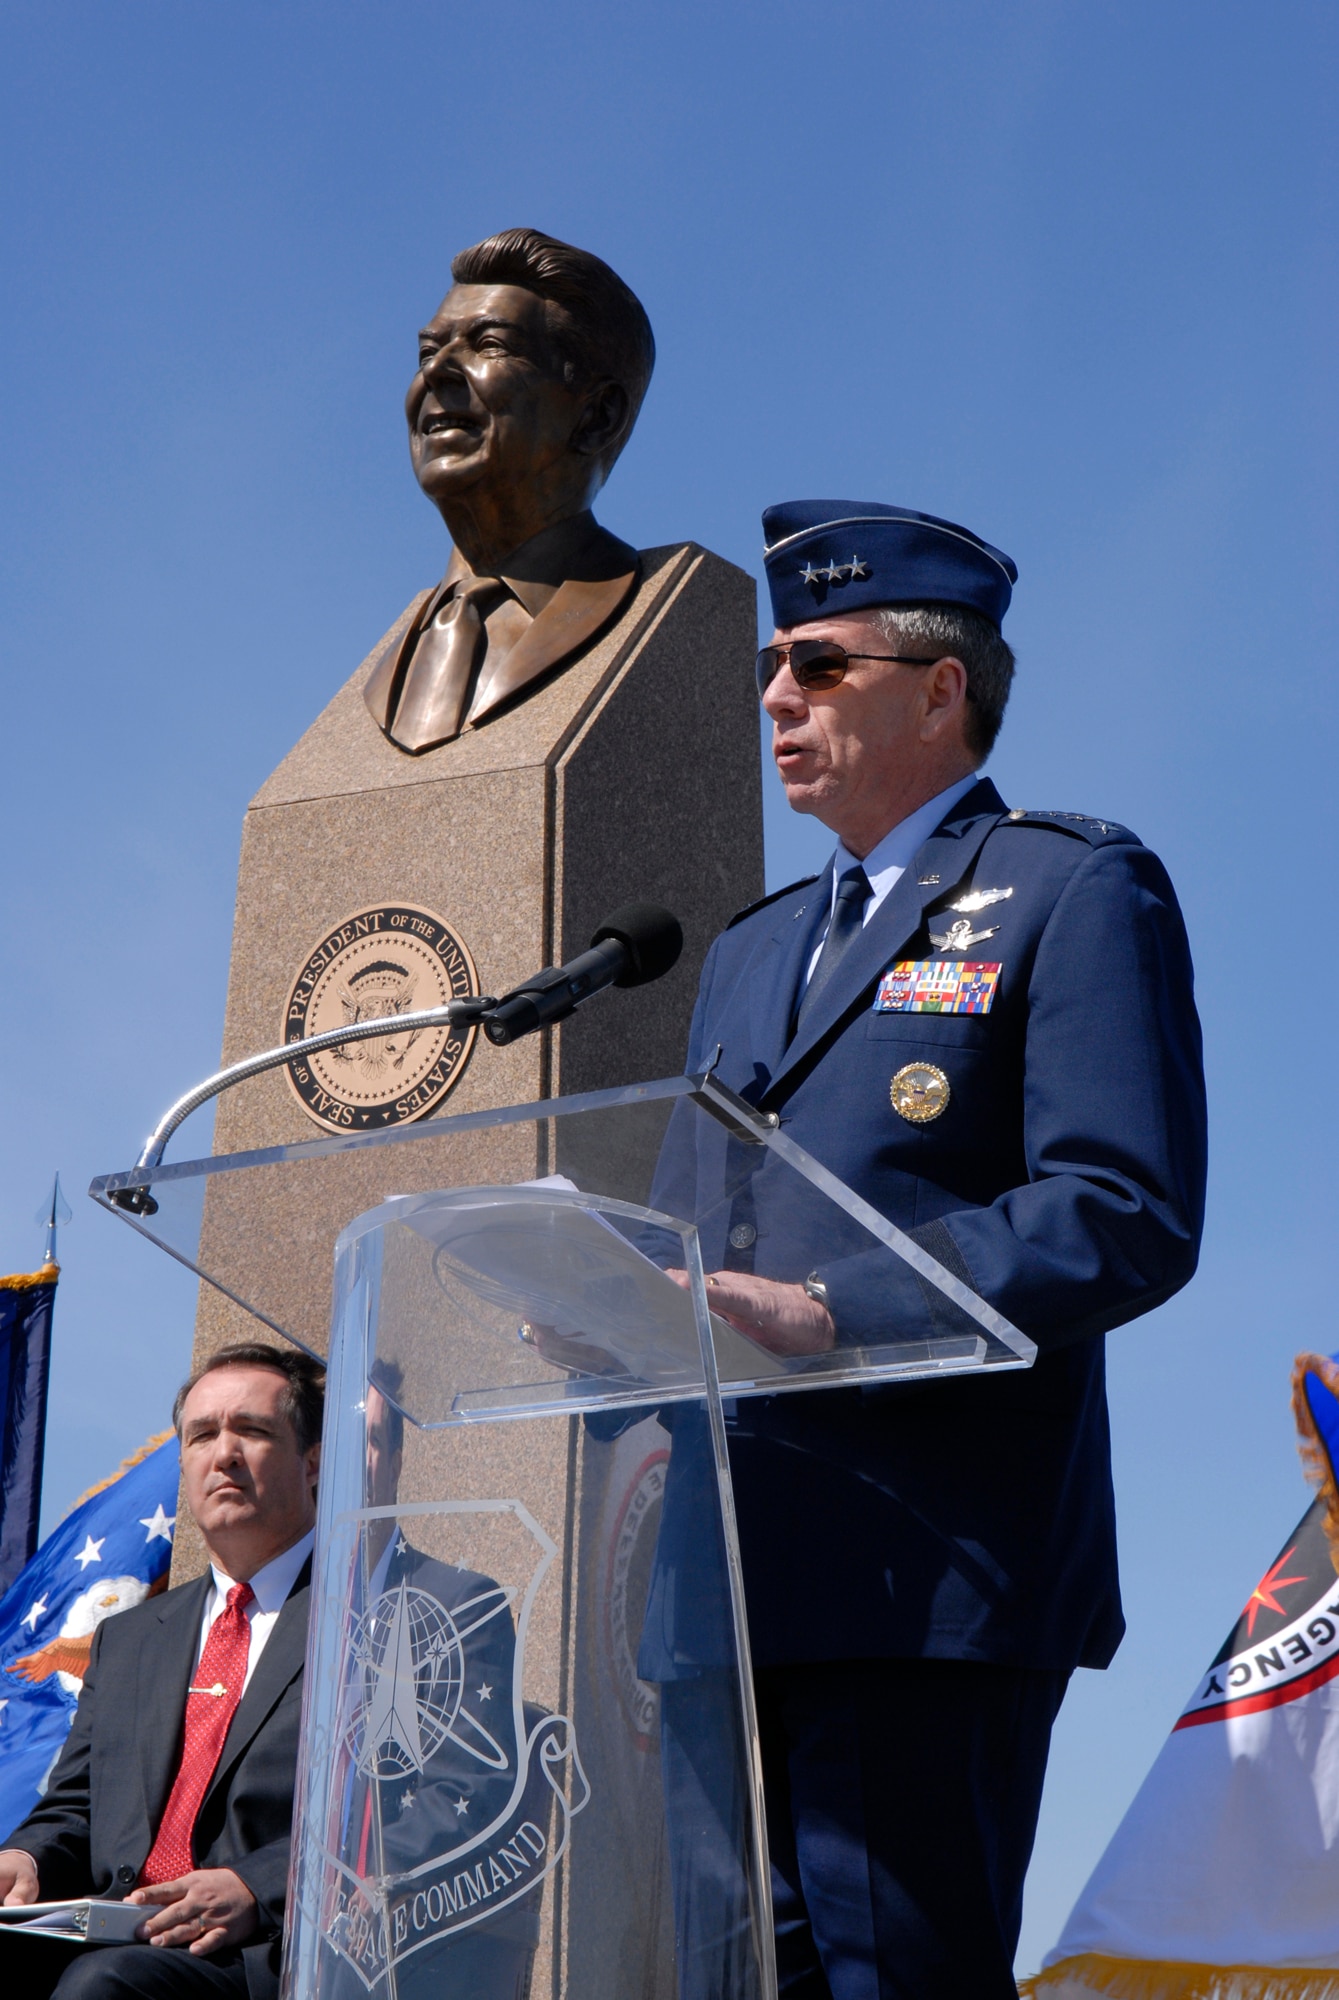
[873,960,1002,1015]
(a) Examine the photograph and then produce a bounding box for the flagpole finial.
[33,1176,72,1269]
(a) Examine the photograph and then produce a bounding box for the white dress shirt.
[194,1529,314,1696]
[804,771,982,983]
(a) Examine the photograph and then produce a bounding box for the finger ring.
[707,1276,720,1288]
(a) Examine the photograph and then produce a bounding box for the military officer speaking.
[659,501,1208,1998]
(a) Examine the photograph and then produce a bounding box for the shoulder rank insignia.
[1003,809,1134,845]
[874,961,1001,1015]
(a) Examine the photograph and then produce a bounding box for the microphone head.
[590,904,684,988]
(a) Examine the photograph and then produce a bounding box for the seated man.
[0,1341,324,2000]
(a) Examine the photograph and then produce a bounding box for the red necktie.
[141,1581,255,1884]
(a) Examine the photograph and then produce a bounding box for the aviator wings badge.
[949,886,1013,915]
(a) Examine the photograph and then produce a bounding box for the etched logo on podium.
[346,1576,513,1782]
[312,1501,589,1992]
[283,904,478,1133]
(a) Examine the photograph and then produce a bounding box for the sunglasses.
[755,640,940,698]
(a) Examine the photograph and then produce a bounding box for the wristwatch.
[802,1271,830,1310]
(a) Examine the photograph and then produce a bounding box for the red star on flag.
[1244,1545,1307,1635]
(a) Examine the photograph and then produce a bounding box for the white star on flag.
[21,1595,47,1631]
[139,1504,175,1544]
[74,1535,105,1570]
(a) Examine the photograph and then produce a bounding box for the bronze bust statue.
[364,228,656,754]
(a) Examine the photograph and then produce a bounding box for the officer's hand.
[668,1270,836,1356]
[127,1868,258,1953]
[0,1849,39,1905]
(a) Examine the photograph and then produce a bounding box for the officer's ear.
[918,656,969,738]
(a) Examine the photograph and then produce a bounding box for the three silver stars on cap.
[800,555,870,585]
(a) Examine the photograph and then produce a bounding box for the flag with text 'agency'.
[0,1262,58,1596]
[0,1432,179,1842]
[1022,1354,1339,2000]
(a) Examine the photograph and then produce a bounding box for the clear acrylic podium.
[92,1070,1034,2000]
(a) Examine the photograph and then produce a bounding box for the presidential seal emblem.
[890,1061,951,1124]
[604,1448,668,1751]
[283,904,479,1133]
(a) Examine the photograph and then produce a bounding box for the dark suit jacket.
[645,777,1207,1675]
[5,1564,311,2000]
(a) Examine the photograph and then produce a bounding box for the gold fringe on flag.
[1020,1954,1339,1998]
[0,1263,59,1291]
[1292,1352,1339,1579]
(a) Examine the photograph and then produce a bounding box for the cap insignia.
[799,554,872,591]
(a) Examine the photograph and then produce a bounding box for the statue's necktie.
[392,576,502,753]
[794,864,873,1037]
[140,1581,255,1884]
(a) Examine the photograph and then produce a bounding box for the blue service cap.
[762,500,1017,631]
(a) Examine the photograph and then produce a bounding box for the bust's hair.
[450,227,655,470]
[173,1341,326,1454]
[872,605,1016,758]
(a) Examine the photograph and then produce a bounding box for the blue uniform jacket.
[646,775,1207,1675]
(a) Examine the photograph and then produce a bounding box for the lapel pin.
[917,874,941,887]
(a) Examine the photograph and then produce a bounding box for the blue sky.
[0,0,1335,1974]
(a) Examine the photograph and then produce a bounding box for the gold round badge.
[283,904,479,1134]
[890,1062,951,1124]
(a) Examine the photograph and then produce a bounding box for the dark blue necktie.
[794,864,873,1037]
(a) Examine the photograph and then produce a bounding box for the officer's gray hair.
[870,605,1015,759]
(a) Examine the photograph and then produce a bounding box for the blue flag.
[0,1431,180,1842]
[0,1262,58,1595]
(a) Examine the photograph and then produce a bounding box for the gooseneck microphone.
[483,903,684,1046]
